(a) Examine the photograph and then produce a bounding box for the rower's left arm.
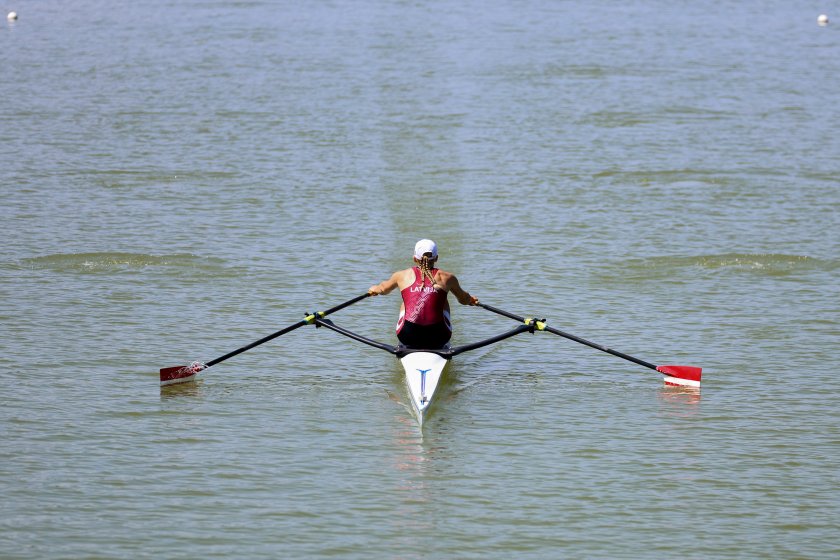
[445,274,479,306]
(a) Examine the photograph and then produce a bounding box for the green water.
[2,1,838,558]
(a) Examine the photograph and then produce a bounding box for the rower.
[368,239,479,349]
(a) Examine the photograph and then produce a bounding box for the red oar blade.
[656,365,702,388]
[160,362,205,386]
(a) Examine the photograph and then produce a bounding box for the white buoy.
[7,11,18,21]
[817,14,829,26]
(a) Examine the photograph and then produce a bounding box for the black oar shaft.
[205,320,307,368]
[478,303,526,323]
[479,303,658,371]
[203,293,370,369]
[321,293,371,316]
[542,325,657,371]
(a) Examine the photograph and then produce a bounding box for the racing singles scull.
[160,293,703,426]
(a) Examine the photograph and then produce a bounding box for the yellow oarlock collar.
[524,317,547,331]
[304,311,326,324]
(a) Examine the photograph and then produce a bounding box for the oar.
[160,293,370,386]
[478,303,702,387]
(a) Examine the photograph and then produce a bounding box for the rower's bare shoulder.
[435,269,459,286]
[394,267,416,288]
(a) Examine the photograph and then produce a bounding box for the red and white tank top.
[398,267,449,327]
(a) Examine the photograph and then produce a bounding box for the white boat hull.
[400,351,450,424]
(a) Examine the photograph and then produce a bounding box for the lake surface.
[2,1,839,558]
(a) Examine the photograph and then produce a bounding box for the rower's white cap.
[414,239,438,259]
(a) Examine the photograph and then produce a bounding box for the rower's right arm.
[368,271,402,296]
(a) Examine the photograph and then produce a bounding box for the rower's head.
[413,239,439,287]
[413,239,438,264]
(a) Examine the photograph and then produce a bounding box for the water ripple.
[616,253,836,279]
[19,252,232,274]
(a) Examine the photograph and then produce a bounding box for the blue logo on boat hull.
[417,369,431,401]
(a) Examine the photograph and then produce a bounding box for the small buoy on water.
[818,14,829,26]
[7,11,18,21]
